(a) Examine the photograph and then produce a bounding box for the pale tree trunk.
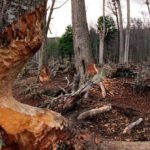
[38,0,56,81]
[99,0,105,65]
[116,0,124,64]
[113,1,120,62]
[0,1,67,149]
[124,0,130,64]
[71,0,93,84]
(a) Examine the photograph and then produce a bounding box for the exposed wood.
[123,118,143,134]
[77,105,112,120]
[0,1,68,149]
[38,0,56,78]
[38,66,50,82]
[99,82,106,98]
[99,141,150,150]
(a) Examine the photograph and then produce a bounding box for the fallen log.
[39,72,107,113]
[99,141,150,150]
[123,118,143,134]
[77,105,112,120]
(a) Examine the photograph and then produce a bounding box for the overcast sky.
[48,0,149,37]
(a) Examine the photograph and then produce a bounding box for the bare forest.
[0,0,150,150]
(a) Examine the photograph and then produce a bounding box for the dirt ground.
[12,65,150,149]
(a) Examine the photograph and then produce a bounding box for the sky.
[48,0,149,37]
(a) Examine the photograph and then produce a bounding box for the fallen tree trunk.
[99,141,150,150]
[0,1,68,149]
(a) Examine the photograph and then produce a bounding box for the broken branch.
[123,118,143,134]
[77,105,112,120]
[99,82,106,98]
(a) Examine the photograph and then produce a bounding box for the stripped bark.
[0,1,68,149]
[99,141,150,150]
[123,118,143,134]
[99,82,106,98]
[77,105,112,120]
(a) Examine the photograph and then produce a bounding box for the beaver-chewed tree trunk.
[0,0,68,150]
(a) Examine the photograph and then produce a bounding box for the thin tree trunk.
[99,36,105,64]
[124,0,130,64]
[116,0,124,64]
[71,0,93,84]
[146,0,150,17]
[99,0,105,65]
[113,1,120,63]
[38,0,56,76]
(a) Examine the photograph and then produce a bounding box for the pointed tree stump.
[0,1,68,150]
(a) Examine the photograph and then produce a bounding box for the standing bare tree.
[124,0,130,64]
[38,0,56,82]
[98,0,106,65]
[116,0,124,64]
[71,0,94,84]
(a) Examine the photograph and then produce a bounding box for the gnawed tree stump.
[0,1,68,149]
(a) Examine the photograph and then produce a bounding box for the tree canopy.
[59,25,73,59]
[97,16,117,42]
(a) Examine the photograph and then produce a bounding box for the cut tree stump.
[0,1,68,150]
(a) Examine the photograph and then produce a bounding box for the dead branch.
[39,72,108,113]
[99,82,106,98]
[123,118,143,134]
[65,76,71,86]
[58,86,68,94]
[99,141,150,150]
[77,105,112,120]
[53,0,69,9]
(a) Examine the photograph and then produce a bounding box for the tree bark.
[124,0,130,64]
[0,1,68,149]
[99,141,150,150]
[38,0,56,81]
[71,0,93,84]
[146,0,150,17]
[116,0,124,64]
[99,0,105,65]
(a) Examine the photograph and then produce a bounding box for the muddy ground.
[12,65,150,149]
